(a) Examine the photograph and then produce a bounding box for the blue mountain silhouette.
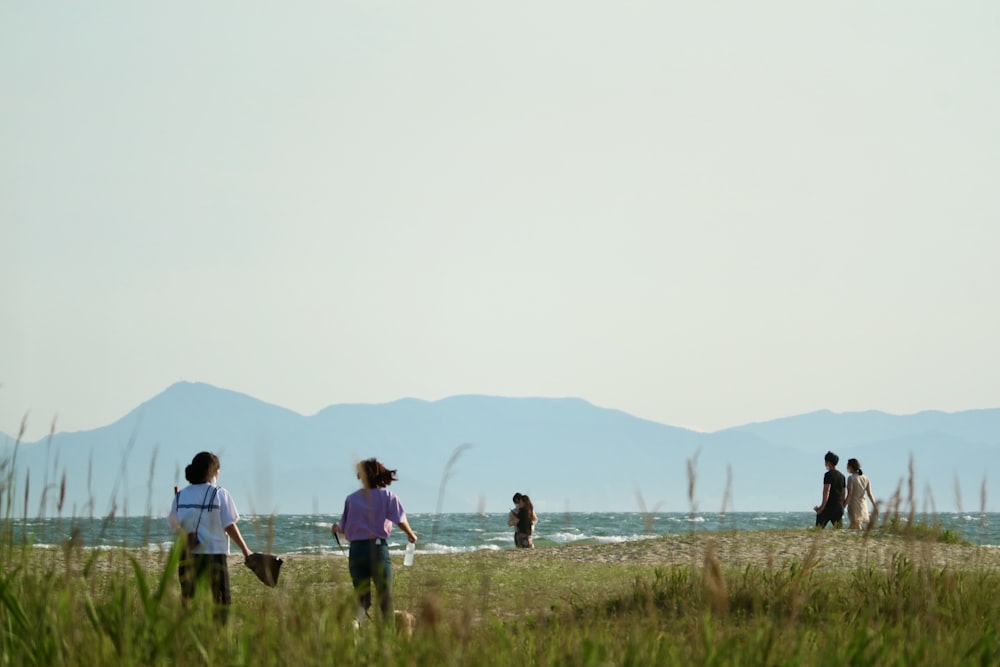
[3,381,998,517]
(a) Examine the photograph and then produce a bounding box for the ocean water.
[9,511,1000,556]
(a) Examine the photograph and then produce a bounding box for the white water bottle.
[403,541,415,566]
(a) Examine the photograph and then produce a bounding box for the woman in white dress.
[844,458,876,530]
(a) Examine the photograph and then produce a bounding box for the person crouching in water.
[331,458,417,627]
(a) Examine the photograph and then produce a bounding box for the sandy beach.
[536,530,1000,572]
[224,529,1000,576]
[23,529,999,582]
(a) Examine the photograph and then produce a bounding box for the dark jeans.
[348,539,393,620]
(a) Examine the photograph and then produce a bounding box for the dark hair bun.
[185,451,219,484]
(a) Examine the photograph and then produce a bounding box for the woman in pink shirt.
[331,458,417,627]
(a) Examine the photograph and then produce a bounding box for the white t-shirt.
[168,483,240,555]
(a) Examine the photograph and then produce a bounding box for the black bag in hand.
[245,553,283,587]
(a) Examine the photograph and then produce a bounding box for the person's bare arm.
[225,523,252,558]
[814,483,831,513]
[397,519,417,543]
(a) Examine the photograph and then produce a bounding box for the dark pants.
[179,554,231,622]
[348,539,393,621]
[816,509,844,529]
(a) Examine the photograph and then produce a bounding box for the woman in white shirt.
[168,451,252,622]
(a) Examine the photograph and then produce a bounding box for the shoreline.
[13,529,1000,576]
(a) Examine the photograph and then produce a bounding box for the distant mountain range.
[2,382,998,518]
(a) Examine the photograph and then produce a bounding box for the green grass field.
[3,523,1000,666]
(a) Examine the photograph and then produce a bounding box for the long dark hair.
[520,494,536,524]
[358,458,398,489]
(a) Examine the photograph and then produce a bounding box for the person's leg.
[208,555,231,605]
[209,555,232,624]
[374,542,394,624]
[180,554,210,602]
[179,561,196,602]
[348,541,374,619]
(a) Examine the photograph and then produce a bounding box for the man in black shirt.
[814,450,846,528]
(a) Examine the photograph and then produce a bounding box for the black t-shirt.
[824,469,846,514]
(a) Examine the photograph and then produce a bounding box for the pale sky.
[3,2,999,443]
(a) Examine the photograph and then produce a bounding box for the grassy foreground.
[2,526,1000,666]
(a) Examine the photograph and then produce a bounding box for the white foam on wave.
[666,515,705,523]
[420,542,501,554]
[539,531,660,545]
